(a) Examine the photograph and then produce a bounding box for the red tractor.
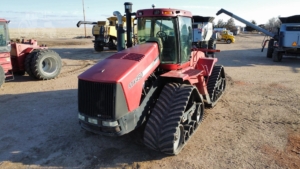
[0,18,62,87]
[77,4,226,155]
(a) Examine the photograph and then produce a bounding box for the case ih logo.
[128,72,143,89]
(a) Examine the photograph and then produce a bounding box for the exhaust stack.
[113,11,125,51]
[124,2,133,48]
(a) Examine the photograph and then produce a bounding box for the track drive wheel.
[143,83,204,155]
[25,50,38,78]
[0,66,5,87]
[31,49,62,80]
[266,39,274,58]
[207,65,226,107]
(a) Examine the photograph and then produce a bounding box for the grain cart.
[217,8,300,62]
[192,16,217,57]
[0,18,62,87]
[77,16,135,52]
[77,3,226,155]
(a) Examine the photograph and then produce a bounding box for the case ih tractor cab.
[0,18,62,87]
[78,3,226,155]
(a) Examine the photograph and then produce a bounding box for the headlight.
[88,118,98,125]
[102,121,118,127]
[78,114,85,121]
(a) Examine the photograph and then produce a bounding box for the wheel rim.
[216,76,226,91]
[41,57,57,75]
[195,105,201,123]
[189,89,204,123]
[212,77,224,101]
[173,125,183,152]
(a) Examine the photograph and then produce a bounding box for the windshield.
[0,23,8,47]
[0,22,10,53]
[137,17,178,64]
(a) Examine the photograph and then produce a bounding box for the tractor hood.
[78,43,160,83]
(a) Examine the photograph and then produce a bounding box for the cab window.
[137,17,178,64]
[178,16,192,63]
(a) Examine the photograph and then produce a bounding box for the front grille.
[78,80,115,120]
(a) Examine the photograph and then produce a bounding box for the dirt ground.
[0,33,299,169]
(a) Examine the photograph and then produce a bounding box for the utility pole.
[82,0,86,37]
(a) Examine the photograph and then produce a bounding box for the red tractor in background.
[77,3,226,155]
[0,18,62,87]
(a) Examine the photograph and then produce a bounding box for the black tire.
[143,83,204,155]
[25,50,38,78]
[30,49,62,80]
[272,50,283,62]
[94,42,104,52]
[266,39,274,58]
[108,37,117,50]
[208,38,216,57]
[226,39,232,44]
[14,71,25,76]
[0,66,5,87]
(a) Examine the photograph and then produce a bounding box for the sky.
[1,0,300,28]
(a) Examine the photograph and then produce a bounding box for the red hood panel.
[78,57,137,83]
[78,43,158,83]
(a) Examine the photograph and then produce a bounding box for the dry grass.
[9,27,93,39]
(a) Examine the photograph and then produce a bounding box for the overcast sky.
[1,0,299,28]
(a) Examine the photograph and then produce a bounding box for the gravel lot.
[0,33,299,169]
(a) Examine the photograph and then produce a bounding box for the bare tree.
[265,17,281,33]
[215,19,226,28]
[225,18,236,31]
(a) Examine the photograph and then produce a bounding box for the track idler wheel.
[143,83,204,155]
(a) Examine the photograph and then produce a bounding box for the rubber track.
[144,83,197,155]
[207,65,225,107]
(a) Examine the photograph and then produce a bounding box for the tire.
[226,39,232,44]
[272,50,283,62]
[266,39,274,58]
[14,71,25,76]
[208,38,216,57]
[31,49,62,80]
[143,83,204,155]
[108,37,117,50]
[94,42,104,52]
[0,66,5,87]
[25,50,38,78]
